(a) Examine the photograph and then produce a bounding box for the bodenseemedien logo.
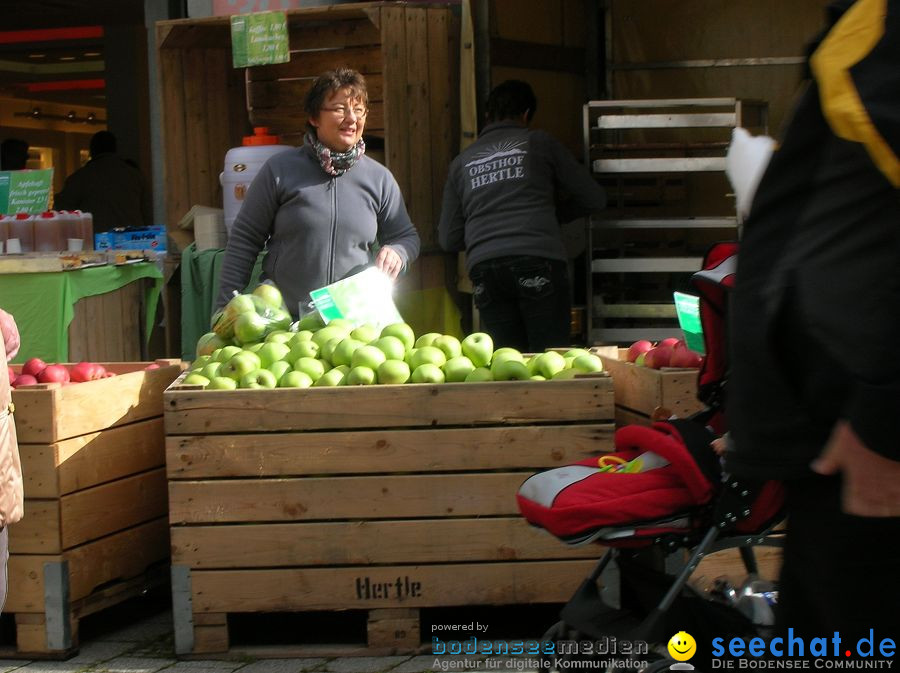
[668,631,697,671]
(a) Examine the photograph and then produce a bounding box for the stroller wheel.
[538,621,581,673]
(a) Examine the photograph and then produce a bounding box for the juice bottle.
[8,213,35,253]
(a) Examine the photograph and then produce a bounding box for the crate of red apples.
[597,337,706,426]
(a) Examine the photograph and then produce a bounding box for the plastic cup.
[68,238,84,252]
[6,238,22,254]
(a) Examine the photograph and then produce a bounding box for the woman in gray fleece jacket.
[216,69,420,319]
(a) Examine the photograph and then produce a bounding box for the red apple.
[643,345,674,369]
[13,374,38,387]
[38,364,70,384]
[626,340,654,363]
[144,363,161,370]
[670,347,704,369]
[8,366,16,387]
[657,337,681,349]
[21,357,47,379]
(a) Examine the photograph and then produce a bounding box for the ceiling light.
[84,52,101,57]
[31,106,41,118]
[59,56,76,61]
[28,53,47,59]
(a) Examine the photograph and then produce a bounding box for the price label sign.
[0,168,53,214]
[231,11,289,68]
[673,291,705,354]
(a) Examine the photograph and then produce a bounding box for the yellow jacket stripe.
[811,0,900,186]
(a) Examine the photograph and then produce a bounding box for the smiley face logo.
[667,631,697,662]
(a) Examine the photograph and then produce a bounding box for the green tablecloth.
[0,262,163,364]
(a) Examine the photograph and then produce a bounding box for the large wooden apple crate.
[1,360,183,659]
[598,348,704,426]
[164,377,615,657]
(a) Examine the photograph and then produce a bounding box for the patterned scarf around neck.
[305,131,365,176]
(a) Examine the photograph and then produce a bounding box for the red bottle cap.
[242,127,281,146]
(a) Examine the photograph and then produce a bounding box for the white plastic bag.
[725,127,776,221]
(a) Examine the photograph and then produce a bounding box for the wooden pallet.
[165,377,616,656]
[2,360,182,658]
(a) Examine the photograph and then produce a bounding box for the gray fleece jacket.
[438,121,605,271]
[216,145,420,318]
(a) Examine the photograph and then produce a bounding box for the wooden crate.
[1,360,183,659]
[597,348,704,425]
[164,377,615,656]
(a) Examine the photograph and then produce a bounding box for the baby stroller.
[516,242,785,672]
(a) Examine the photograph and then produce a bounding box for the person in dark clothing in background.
[0,138,29,171]
[438,80,605,353]
[55,131,144,232]
[726,0,899,645]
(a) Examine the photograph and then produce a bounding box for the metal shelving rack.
[583,97,767,344]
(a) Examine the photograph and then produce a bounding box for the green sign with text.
[0,169,53,214]
[231,11,289,68]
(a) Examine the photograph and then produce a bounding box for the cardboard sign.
[231,11,289,68]
[0,168,53,214]
[673,291,705,354]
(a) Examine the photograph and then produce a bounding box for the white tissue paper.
[725,127,776,221]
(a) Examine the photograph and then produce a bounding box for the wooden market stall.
[156,3,461,353]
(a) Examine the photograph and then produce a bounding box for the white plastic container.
[7,213,35,253]
[220,127,293,236]
[34,211,67,252]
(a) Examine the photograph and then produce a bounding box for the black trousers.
[776,474,900,649]
[469,255,571,353]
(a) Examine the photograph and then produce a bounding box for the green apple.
[351,344,387,370]
[319,338,343,366]
[373,335,406,361]
[224,293,256,318]
[404,347,418,366]
[563,348,592,361]
[220,351,262,380]
[288,330,315,347]
[196,331,227,357]
[414,332,442,349]
[214,345,243,363]
[552,368,579,380]
[443,355,475,383]
[183,373,210,387]
[313,368,346,387]
[279,370,313,388]
[346,365,377,386]
[296,312,325,332]
[534,351,567,379]
[293,356,326,381]
[199,361,224,380]
[190,355,212,371]
[267,360,292,381]
[530,375,547,381]
[492,347,523,364]
[350,324,380,344]
[286,340,319,363]
[380,322,415,351]
[411,363,445,384]
[256,342,290,368]
[491,359,531,381]
[311,324,350,349]
[433,335,462,359]
[465,367,493,382]
[635,352,647,367]
[252,283,284,310]
[377,359,411,384]
[571,353,604,373]
[525,355,541,375]
[234,310,269,345]
[264,307,293,332]
[409,346,446,370]
[331,337,364,367]
[239,368,278,389]
[265,330,293,344]
[327,318,354,331]
[206,376,237,390]
[246,342,264,352]
[461,332,493,368]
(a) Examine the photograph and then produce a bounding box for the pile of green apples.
[184,285,604,390]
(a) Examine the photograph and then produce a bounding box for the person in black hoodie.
[726,0,899,644]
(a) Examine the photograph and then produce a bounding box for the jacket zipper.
[328,178,337,284]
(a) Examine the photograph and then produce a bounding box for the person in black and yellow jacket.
[725,0,899,643]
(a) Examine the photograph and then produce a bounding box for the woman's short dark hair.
[486,80,537,124]
[304,68,369,129]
